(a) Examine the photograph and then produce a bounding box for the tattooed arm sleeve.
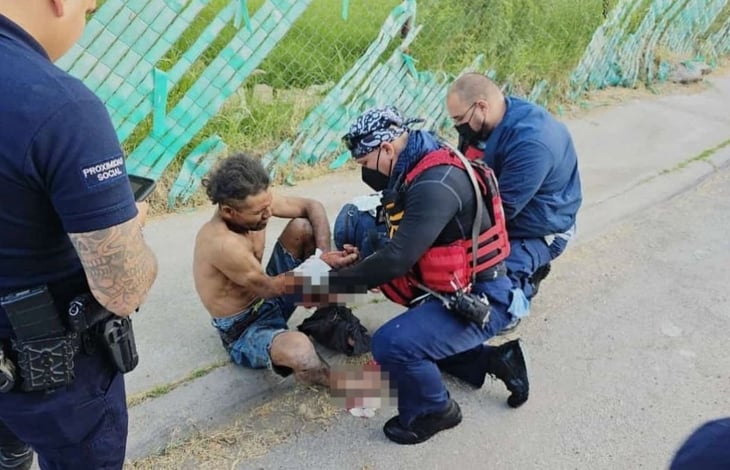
[25,93,159,316]
[69,215,158,316]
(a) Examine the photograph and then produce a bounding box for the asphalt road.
[233,164,730,470]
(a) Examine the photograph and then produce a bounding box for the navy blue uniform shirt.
[481,97,582,239]
[0,15,137,336]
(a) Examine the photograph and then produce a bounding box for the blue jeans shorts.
[211,241,301,375]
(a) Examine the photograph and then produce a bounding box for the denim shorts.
[211,241,301,375]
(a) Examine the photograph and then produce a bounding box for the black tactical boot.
[485,340,529,408]
[0,444,32,470]
[436,347,488,388]
[530,263,552,298]
[383,399,462,445]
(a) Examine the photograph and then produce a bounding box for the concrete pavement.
[121,74,730,460]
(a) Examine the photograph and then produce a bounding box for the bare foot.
[295,363,330,387]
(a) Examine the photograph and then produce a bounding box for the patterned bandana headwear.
[342,105,424,159]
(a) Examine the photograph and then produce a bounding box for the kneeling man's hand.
[321,248,358,269]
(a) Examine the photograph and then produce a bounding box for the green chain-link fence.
[61,0,730,207]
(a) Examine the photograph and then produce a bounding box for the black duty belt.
[475,262,507,283]
[0,286,137,393]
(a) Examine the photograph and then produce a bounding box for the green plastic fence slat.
[305,2,415,130]
[329,151,351,170]
[150,7,178,34]
[296,61,392,163]
[168,4,236,85]
[111,1,222,133]
[401,52,418,77]
[235,0,253,32]
[342,0,350,20]
[262,141,292,170]
[168,136,227,206]
[280,1,417,167]
[115,4,160,48]
[62,0,127,71]
[112,0,209,140]
[166,0,185,11]
[84,28,117,59]
[82,61,109,91]
[115,50,144,80]
[54,43,85,71]
[152,68,169,138]
[89,0,127,28]
[139,1,167,26]
[129,1,314,178]
[104,6,133,35]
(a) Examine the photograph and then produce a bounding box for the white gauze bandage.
[292,249,331,286]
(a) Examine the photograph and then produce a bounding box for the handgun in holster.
[100,316,138,373]
[69,293,139,374]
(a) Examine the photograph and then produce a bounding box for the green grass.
[410,0,622,99]
[701,1,730,41]
[251,0,402,89]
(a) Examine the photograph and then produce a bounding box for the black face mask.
[362,167,390,191]
[360,146,394,191]
[455,118,490,146]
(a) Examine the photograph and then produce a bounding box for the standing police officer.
[0,1,158,468]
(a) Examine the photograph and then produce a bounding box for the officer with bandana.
[318,106,529,445]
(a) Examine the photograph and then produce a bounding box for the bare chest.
[249,231,266,263]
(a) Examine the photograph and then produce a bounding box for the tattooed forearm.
[69,217,158,316]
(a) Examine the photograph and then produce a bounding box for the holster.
[98,316,138,374]
[70,293,139,374]
[1,285,77,392]
[0,286,139,393]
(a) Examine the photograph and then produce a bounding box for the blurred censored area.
[329,362,397,410]
[284,271,362,306]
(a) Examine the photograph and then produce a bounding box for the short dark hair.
[449,72,502,103]
[202,153,270,206]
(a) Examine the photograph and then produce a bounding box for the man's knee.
[279,218,315,259]
[333,201,387,258]
[270,331,318,369]
[282,218,314,241]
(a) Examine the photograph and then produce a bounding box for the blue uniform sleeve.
[498,140,552,221]
[25,96,138,233]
